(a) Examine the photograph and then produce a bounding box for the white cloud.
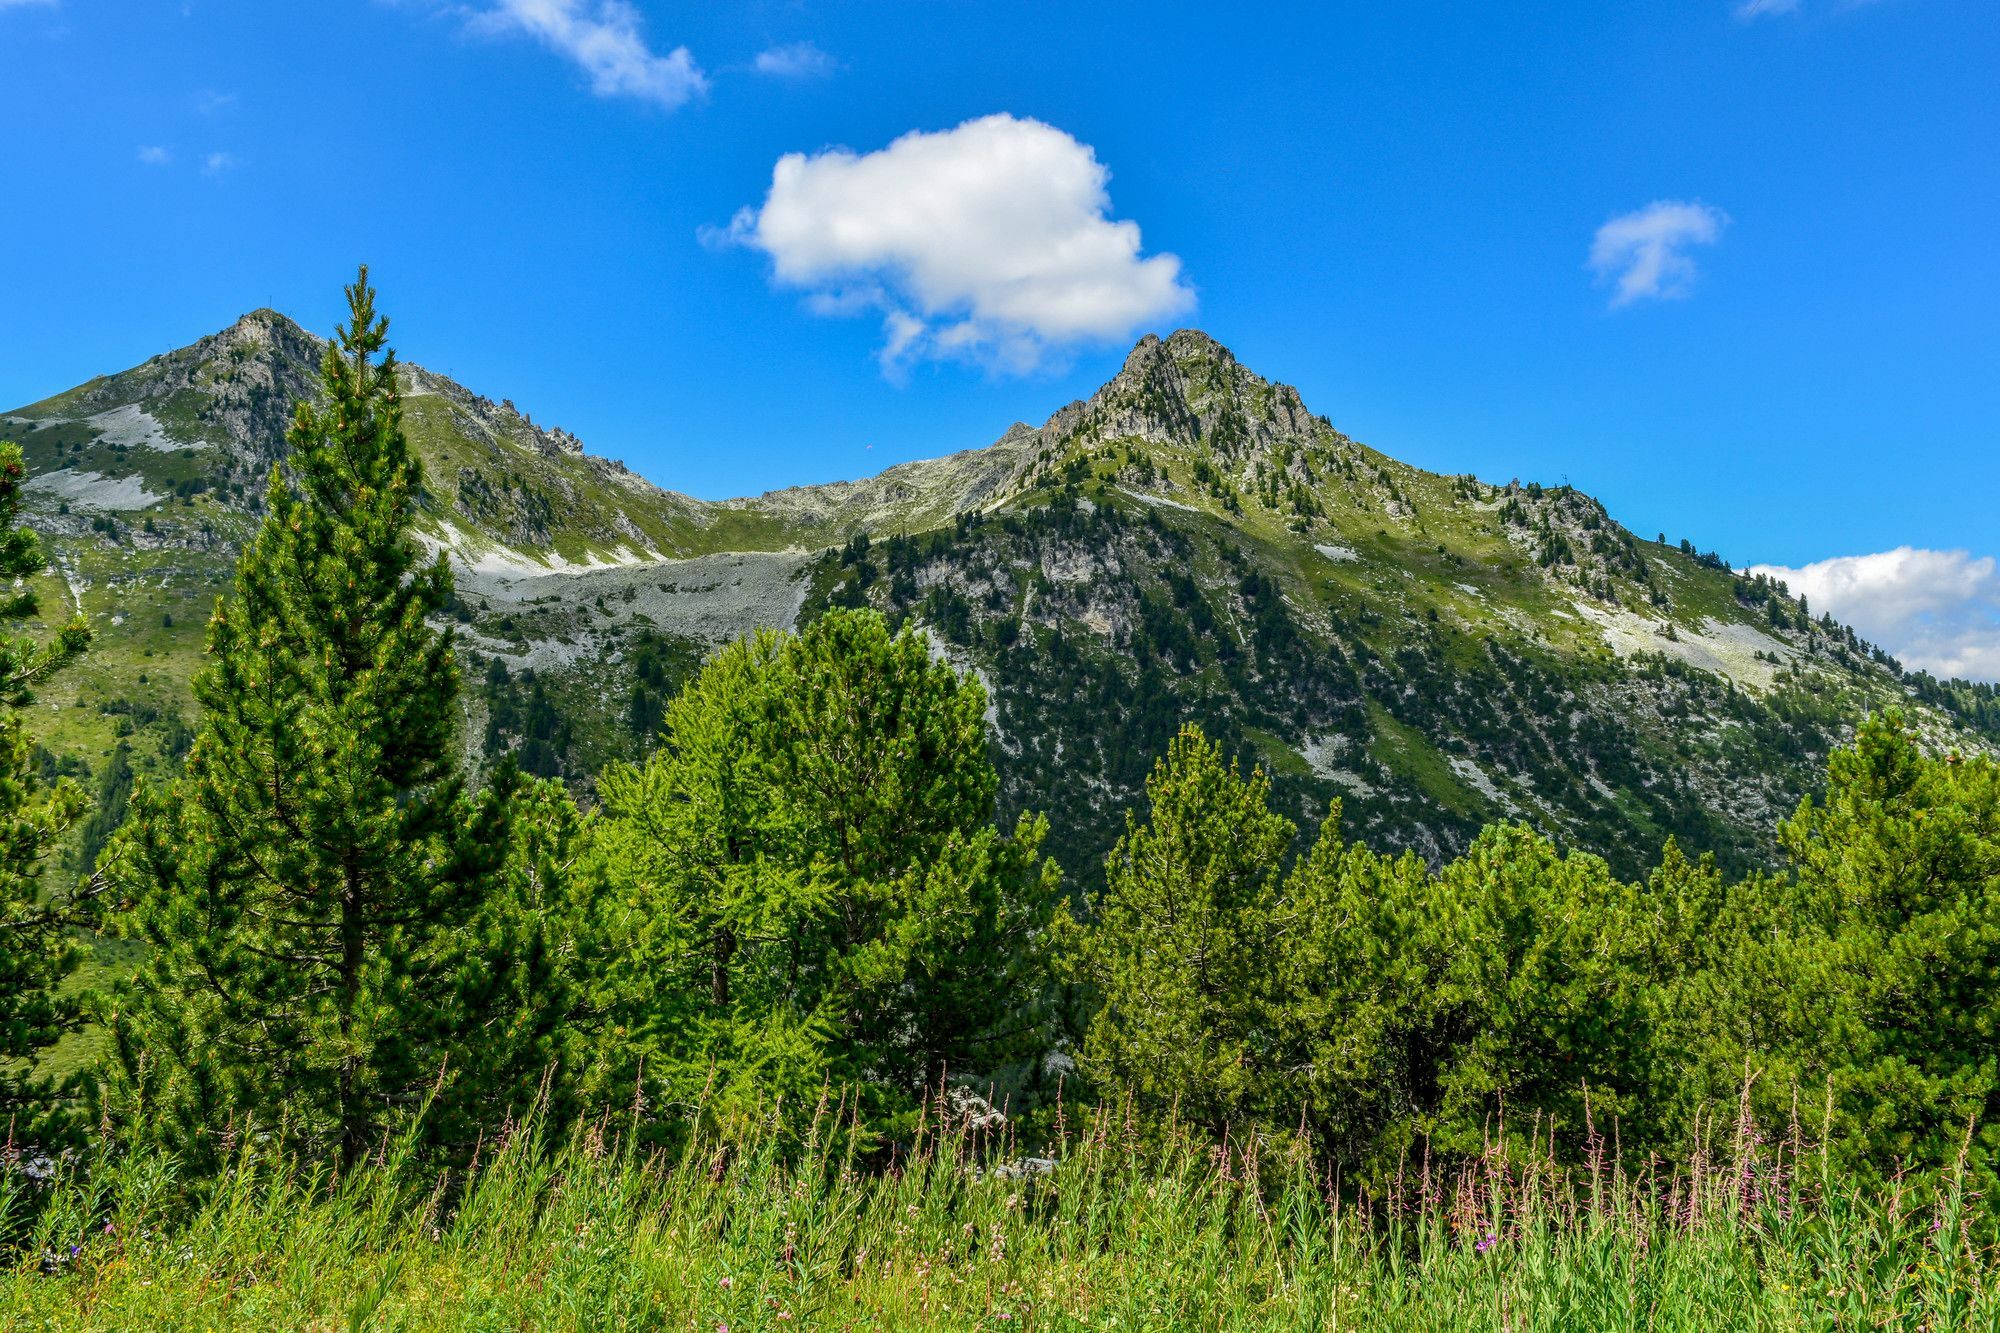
[1735,0,1893,21]
[470,0,705,110]
[137,145,172,166]
[718,113,1195,374]
[201,151,236,176]
[1589,201,1729,307]
[1750,547,2000,682]
[752,41,836,79]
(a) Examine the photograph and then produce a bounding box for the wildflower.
[718,1276,732,1289]
[1475,1232,1497,1254]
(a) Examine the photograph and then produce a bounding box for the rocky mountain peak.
[1039,328,1318,459]
[1160,327,1236,362]
[227,307,311,339]
[204,308,323,372]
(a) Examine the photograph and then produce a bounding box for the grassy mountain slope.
[6,313,1992,886]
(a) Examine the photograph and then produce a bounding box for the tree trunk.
[711,926,735,1008]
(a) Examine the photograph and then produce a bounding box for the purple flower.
[1475,1233,1497,1254]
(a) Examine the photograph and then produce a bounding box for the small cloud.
[1589,200,1728,307]
[201,151,236,177]
[0,0,59,10]
[752,41,837,79]
[1750,547,2000,682]
[195,88,237,115]
[717,113,1194,375]
[468,0,706,111]
[1736,0,1892,19]
[137,145,173,166]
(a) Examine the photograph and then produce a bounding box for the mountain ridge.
[4,308,1993,885]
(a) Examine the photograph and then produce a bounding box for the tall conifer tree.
[0,442,92,1139]
[590,610,1060,1134]
[1058,725,1293,1140]
[103,270,506,1170]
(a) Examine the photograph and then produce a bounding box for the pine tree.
[0,440,92,1140]
[1059,725,1294,1139]
[1755,713,2000,1192]
[590,609,1060,1134]
[102,270,508,1170]
[431,766,598,1152]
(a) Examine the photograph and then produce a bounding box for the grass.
[9,1094,1998,1331]
[1366,701,1485,819]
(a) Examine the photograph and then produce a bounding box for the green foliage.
[429,768,598,1152]
[1064,714,2000,1195]
[589,609,1061,1135]
[479,661,571,778]
[0,439,92,1139]
[1064,726,1680,1170]
[1060,725,1293,1138]
[1324,822,1669,1162]
[1702,713,2000,1193]
[73,741,133,875]
[97,271,511,1171]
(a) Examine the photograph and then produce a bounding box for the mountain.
[6,312,1994,882]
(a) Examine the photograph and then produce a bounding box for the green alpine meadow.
[2,268,1997,1326]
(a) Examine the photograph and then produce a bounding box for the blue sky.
[3,1,1997,676]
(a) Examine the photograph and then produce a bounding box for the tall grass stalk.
[6,1092,1996,1330]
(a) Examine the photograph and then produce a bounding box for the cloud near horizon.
[469,0,706,110]
[1750,547,2000,682]
[1590,201,1729,307]
[715,114,1194,375]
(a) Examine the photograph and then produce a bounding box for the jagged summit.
[1036,326,1318,461]
[229,307,310,336]
[1117,327,1234,364]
